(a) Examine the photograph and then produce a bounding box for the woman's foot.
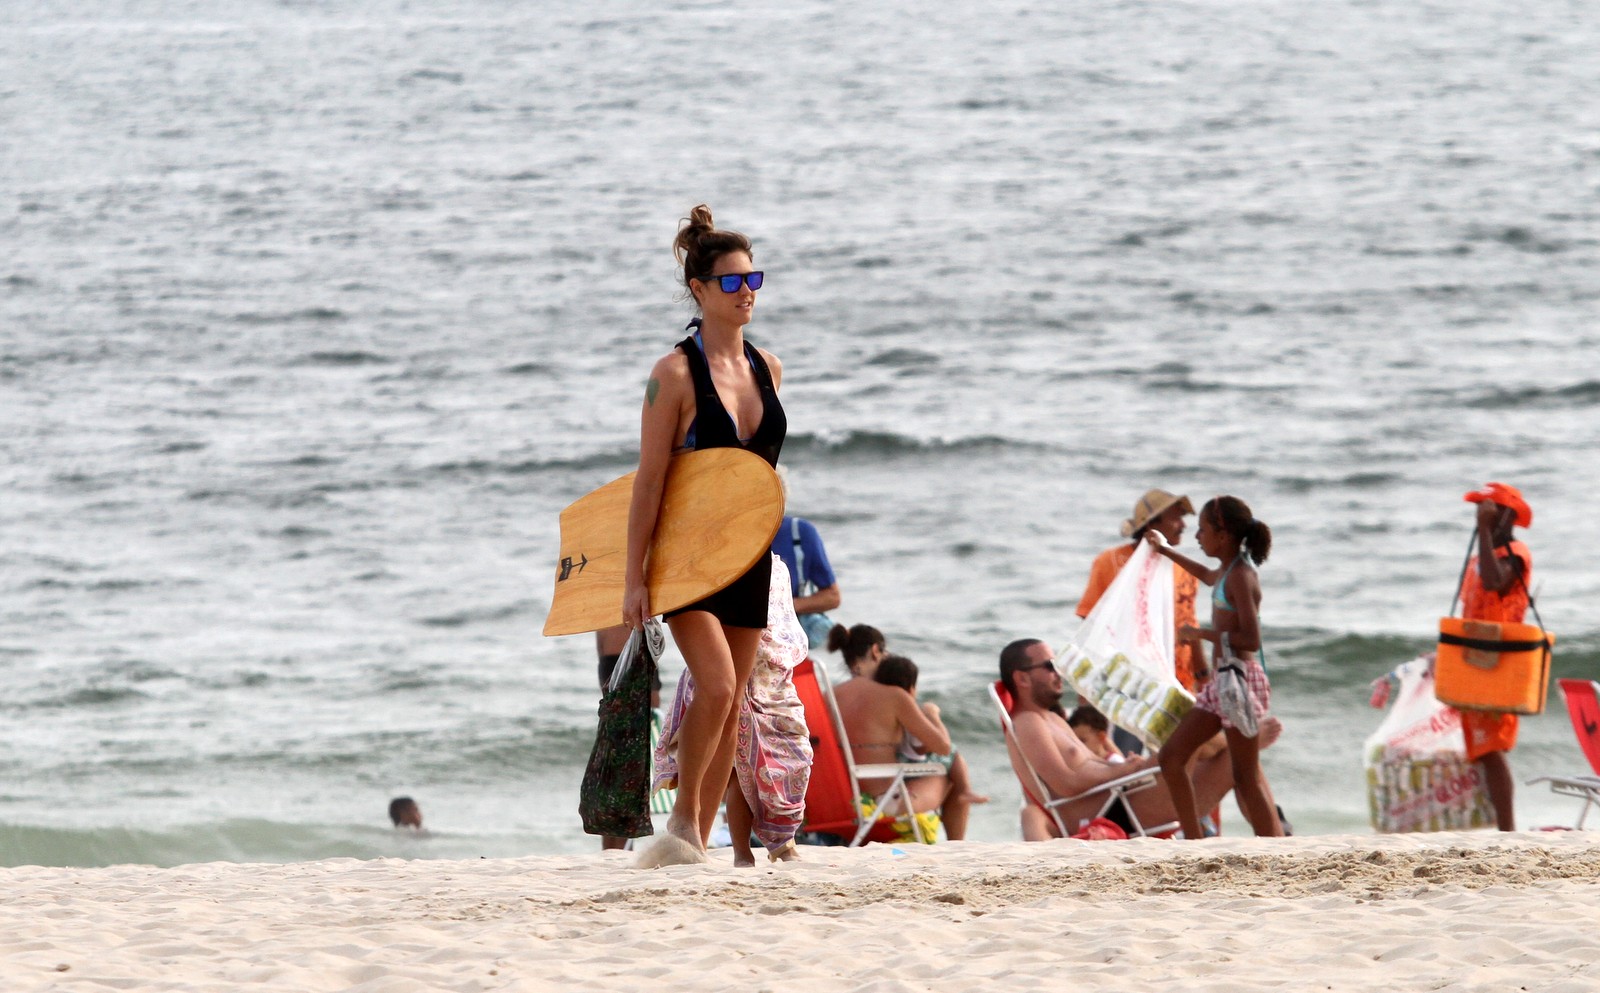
[635,816,708,868]
[634,833,707,868]
[767,839,800,863]
[732,848,756,868]
[961,791,991,805]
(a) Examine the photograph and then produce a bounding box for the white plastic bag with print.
[1060,541,1194,748]
[1364,656,1494,833]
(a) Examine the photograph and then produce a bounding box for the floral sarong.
[652,555,814,852]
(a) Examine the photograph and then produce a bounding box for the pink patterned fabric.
[652,556,814,852]
[1194,655,1271,732]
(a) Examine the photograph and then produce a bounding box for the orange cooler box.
[1435,618,1554,715]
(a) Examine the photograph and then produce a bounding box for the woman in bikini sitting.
[826,624,974,840]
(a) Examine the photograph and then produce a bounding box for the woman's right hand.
[622,582,652,630]
[1143,530,1168,551]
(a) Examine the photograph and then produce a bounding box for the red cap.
[1463,482,1532,528]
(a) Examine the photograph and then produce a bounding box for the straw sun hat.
[1120,489,1196,538]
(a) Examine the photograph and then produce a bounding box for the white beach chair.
[988,681,1178,839]
[1526,678,1600,829]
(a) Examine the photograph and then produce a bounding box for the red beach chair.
[1527,678,1600,829]
[794,658,946,845]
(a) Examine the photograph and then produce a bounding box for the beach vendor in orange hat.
[1076,490,1202,758]
[1456,481,1535,832]
[1078,489,1202,690]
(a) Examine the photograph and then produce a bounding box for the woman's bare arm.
[758,347,782,391]
[622,353,691,628]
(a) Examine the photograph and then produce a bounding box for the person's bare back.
[834,678,950,764]
[832,674,974,837]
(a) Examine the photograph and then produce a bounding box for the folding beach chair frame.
[807,659,949,846]
[988,682,1178,839]
[1526,678,1600,830]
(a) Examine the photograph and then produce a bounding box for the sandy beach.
[5,831,1598,992]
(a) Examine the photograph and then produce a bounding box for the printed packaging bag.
[1364,656,1495,833]
[1061,542,1194,748]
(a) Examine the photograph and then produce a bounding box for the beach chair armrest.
[1526,774,1600,829]
[1525,774,1600,790]
[1060,766,1164,806]
[855,762,948,780]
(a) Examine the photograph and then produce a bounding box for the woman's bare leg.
[904,775,964,840]
[1159,709,1222,840]
[1225,727,1283,837]
[691,625,760,843]
[657,613,744,853]
[725,776,756,867]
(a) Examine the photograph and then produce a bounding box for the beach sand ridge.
[4,832,1598,992]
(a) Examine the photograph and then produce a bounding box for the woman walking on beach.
[1146,496,1284,839]
[625,205,786,865]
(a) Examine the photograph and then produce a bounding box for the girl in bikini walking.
[1146,496,1285,839]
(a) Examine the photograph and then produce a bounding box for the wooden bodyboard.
[542,448,784,636]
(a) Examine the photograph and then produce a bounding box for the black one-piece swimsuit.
[662,322,787,629]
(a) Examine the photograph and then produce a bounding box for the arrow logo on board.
[557,553,589,582]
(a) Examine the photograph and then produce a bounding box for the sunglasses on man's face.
[703,271,764,293]
[1021,660,1057,674]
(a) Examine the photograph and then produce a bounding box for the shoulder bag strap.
[791,517,814,596]
[1458,536,1550,649]
[1509,545,1548,638]
[1447,529,1475,618]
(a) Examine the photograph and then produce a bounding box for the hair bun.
[672,205,752,294]
[673,204,716,266]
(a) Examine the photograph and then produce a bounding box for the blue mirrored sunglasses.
[702,271,764,293]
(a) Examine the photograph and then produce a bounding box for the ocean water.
[3,0,1598,867]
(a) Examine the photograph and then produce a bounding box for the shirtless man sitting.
[999,638,1239,840]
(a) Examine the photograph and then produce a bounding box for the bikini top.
[1213,557,1243,612]
[676,321,786,468]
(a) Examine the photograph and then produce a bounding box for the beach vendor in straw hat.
[1455,481,1535,832]
[1076,489,1202,754]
